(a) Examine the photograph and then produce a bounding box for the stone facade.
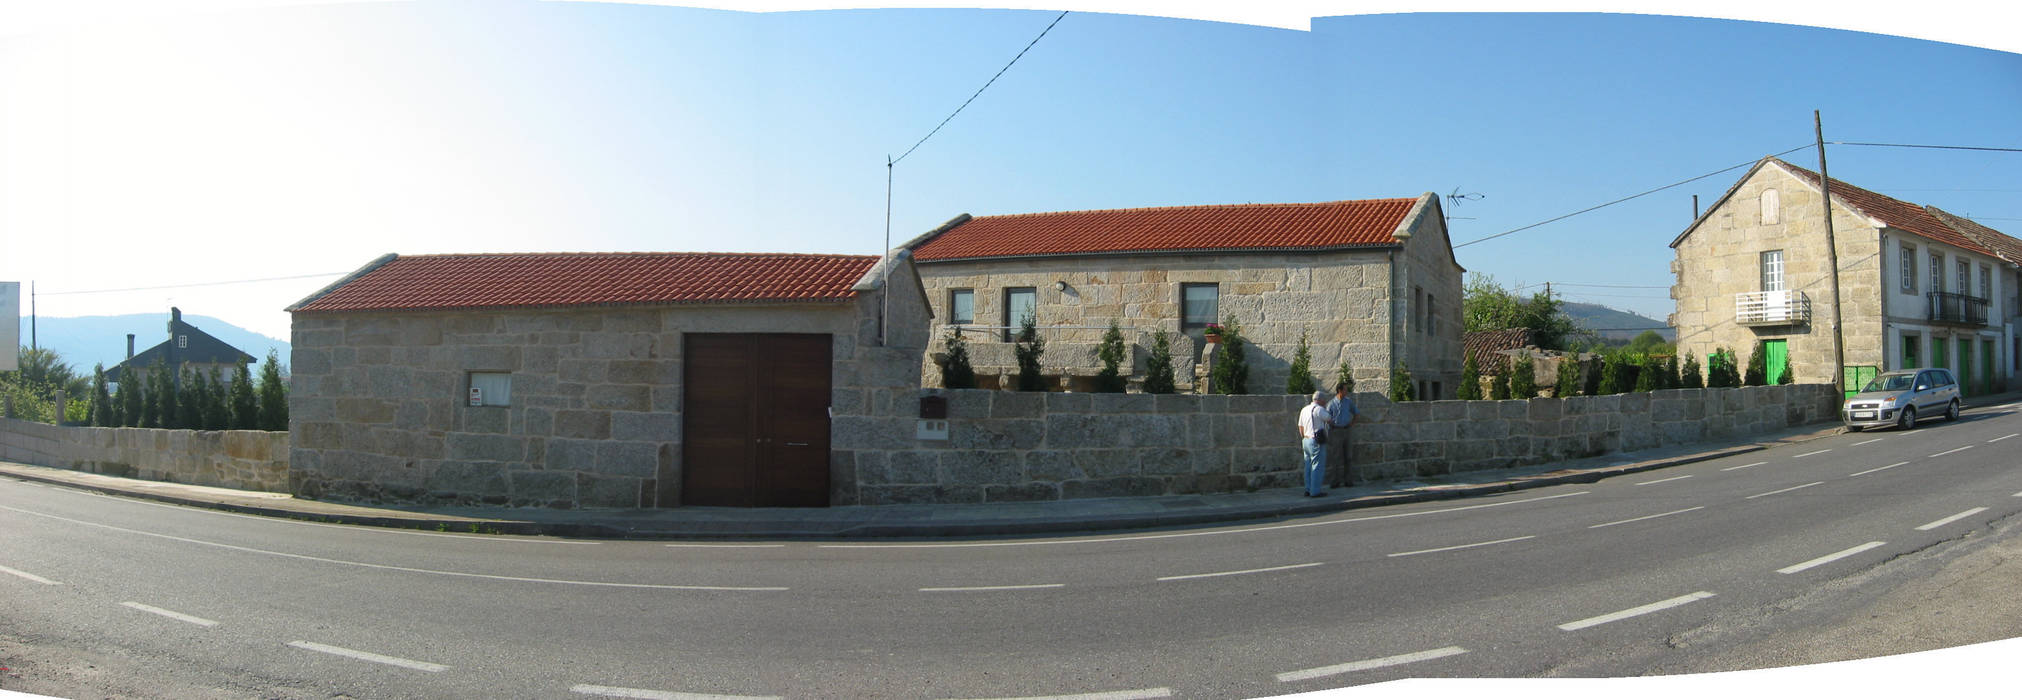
[0,418,289,492]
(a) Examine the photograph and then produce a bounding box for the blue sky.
[2,2,2018,344]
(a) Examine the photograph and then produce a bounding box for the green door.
[1764,340,1789,384]
[1959,343,1974,396]
[1933,338,1949,371]
[1983,340,1997,394]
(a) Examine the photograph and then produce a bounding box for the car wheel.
[1898,406,1917,430]
[1847,425,1863,433]
[1946,400,1961,422]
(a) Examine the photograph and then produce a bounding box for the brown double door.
[681,333,832,507]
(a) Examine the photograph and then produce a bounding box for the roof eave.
[914,243,1405,265]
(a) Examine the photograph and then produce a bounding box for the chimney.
[126,334,135,359]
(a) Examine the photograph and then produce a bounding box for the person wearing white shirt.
[1297,389,1330,497]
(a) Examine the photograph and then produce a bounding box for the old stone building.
[904,194,1465,398]
[285,251,930,508]
[1671,157,2020,393]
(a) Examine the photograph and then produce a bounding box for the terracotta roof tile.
[291,252,879,313]
[1769,159,1998,257]
[1927,206,2022,265]
[911,198,1420,262]
[1462,328,1533,373]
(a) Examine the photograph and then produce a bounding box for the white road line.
[1635,475,1694,486]
[1745,482,1824,500]
[120,601,219,627]
[1852,438,1884,446]
[1274,646,1469,682]
[1720,461,1768,472]
[0,504,783,592]
[665,544,786,549]
[919,584,1066,592]
[935,689,1173,700]
[1929,446,1975,458]
[1157,562,1323,582]
[1588,507,1705,529]
[573,684,783,700]
[287,641,448,673]
[1387,536,1535,558]
[0,563,60,585]
[1793,449,1832,458]
[1915,507,1989,531]
[820,491,1591,549]
[1991,434,2017,443]
[1849,462,1910,477]
[64,489,599,543]
[1777,542,1887,575]
[1557,591,1716,631]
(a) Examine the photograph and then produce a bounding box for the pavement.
[0,416,1899,541]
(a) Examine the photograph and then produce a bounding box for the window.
[176,335,188,349]
[948,289,974,325]
[468,372,512,407]
[1760,188,1780,225]
[1901,333,1920,369]
[1181,283,1219,331]
[1413,286,1424,333]
[1002,287,1036,342]
[1431,382,1442,401]
[1425,294,1436,335]
[1900,246,1917,293]
[1931,254,1944,292]
[1760,250,1785,292]
[1980,265,1992,301]
[1958,260,1971,298]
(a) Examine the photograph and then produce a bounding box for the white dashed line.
[1635,475,1694,486]
[1850,462,1910,477]
[1793,449,1832,458]
[934,690,1173,700]
[1275,646,1469,682]
[1720,461,1768,472]
[919,584,1065,592]
[1157,562,1323,582]
[120,601,219,627]
[572,684,783,700]
[0,563,60,585]
[1557,592,1716,631]
[1852,438,1884,446]
[287,641,448,672]
[1929,446,1974,458]
[1991,434,2017,443]
[1387,536,1534,558]
[1777,542,1886,574]
[1746,482,1824,500]
[1588,507,1705,529]
[1915,507,1989,531]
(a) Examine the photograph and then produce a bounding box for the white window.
[1980,265,1991,301]
[1958,260,1971,298]
[177,335,188,349]
[1931,254,1944,293]
[1900,246,1917,293]
[1760,250,1785,292]
[468,372,512,407]
[1760,188,1780,225]
[948,289,974,324]
[1003,287,1037,342]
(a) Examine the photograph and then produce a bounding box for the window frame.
[947,288,974,325]
[1759,249,1785,292]
[467,372,513,407]
[1931,254,1945,293]
[1002,287,1037,342]
[1180,283,1220,332]
[1900,245,1917,293]
[1760,188,1780,225]
[1958,259,1971,299]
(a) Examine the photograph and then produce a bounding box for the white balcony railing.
[1735,290,1811,326]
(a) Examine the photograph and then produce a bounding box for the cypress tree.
[1457,354,1483,400]
[1335,357,1355,392]
[1634,356,1659,392]
[1284,329,1315,395]
[1388,363,1416,402]
[256,351,288,431]
[203,371,229,429]
[1142,329,1177,395]
[148,360,174,428]
[1491,365,1512,400]
[1681,355,1704,389]
[1013,317,1047,392]
[229,363,258,429]
[89,364,112,427]
[1510,355,1537,398]
[1597,353,1623,395]
[121,371,145,427]
[1094,321,1127,393]
[1554,357,1580,397]
[176,368,203,429]
[1665,356,1682,390]
[1210,314,1249,394]
[1743,340,1768,386]
[938,331,977,389]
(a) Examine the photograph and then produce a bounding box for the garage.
[682,333,833,507]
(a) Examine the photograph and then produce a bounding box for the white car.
[1842,368,1962,431]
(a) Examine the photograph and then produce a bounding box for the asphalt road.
[3,399,2020,699]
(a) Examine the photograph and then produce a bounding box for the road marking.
[665,544,786,549]
[1929,446,1974,458]
[0,504,783,592]
[287,641,448,672]
[120,601,219,627]
[1852,438,1884,446]
[1387,536,1534,558]
[1793,449,1832,458]
[1274,646,1468,682]
[63,489,598,544]
[919,584,1066,592]
[0,563,60,585]
[1588,507,1705,529]
[1720,461,1768,472]
[819,492,1591,549]
[1991,434,2017,443]
[1557,591,1716,631]
[1635,475,1693,486]
[1157,562,1323,582]
[934,689,1173,700]
[1745,482,1824,500]
[1849,462,1910,477]
[1915,507,1989,531]
[573,684,783,700]
[1777,542,1887,574]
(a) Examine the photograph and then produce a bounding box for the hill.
[17,313,290,376]
[1561,302,1674,343]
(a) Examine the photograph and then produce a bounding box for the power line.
[1829,141,2022,153]
[1549,282,1671,289]
[39,272,347,296]
[1453,144,1814,249]
[891,10,1068,166]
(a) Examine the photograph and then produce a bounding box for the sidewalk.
[0,419,1882,540]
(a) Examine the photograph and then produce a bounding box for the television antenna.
[1444,187,1483,221]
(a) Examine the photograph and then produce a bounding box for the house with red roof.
[284,251,930,509]
[1670,157,2020,394]
[904,193,1465,398]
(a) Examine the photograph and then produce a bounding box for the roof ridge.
[395,251,881,260]
[970,197,1420,220]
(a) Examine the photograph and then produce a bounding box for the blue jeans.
[1301,437,1326,496]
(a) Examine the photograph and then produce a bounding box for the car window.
[1865,374,1914,392]
[1914,371,1932,390]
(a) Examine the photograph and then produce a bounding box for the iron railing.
[1735,290,1811,326]
[1928,291,1989,326]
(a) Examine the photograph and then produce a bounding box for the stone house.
[106,307,257,390]
[904,194,1465,398]
[285,250,930,509]
[1670,157,2021,394]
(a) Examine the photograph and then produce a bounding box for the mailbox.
[919,395,948,419]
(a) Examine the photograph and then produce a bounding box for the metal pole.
[881,155,893,348]
[1816,110,1846,393]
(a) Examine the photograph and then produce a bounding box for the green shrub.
[1680,355,1704,389]
[1285,329,1315,395]
[1388,363,1416,402]
[1554,358,1580,397]
[938,331,977,389]
[1013,318,1046,392]
[1457,354,1483,400]
[1142,329,1177,394]
[1094,321,1128,393]
[1210,315,1249,394]
[1743,340,1767,386]
[1510,355,1537,398]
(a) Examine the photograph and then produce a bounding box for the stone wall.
[0,418,289,492]
[838,383,1842,504]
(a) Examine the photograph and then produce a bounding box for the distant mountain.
[17,313,290,376]
[1561,302,1674,342]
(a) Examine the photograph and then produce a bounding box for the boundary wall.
[0,418,289,493]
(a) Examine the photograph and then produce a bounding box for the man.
[1297,389,1330,497]
[1325,382,1360,488]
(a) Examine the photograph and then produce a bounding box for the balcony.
[1928,291,1989,326]
[1735,290,1811,326]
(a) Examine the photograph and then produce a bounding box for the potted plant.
[1202,323,1222,343]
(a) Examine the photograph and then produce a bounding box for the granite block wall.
[0,418,289,492]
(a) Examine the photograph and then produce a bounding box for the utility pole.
[29,281,35,350]
[1816,110,1846,393]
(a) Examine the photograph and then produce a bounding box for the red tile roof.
[910,198,1423,262]
[1927,206,2022,265]
[290,252,880,313]
[1462,328,1532,373]
[1769,159,1999,257]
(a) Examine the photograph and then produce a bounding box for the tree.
[1625,330,1674,357]
[1596,353,1624,395]
[1680,355,1704,389]
[1013,317,1046,392]
[1388,363,1416,402]
[1462,273,1589,350]
[89,364,113,427]
[1554,357,1580,397]
[1457,354,1483,400]
[1706,348,1739,388]
[1490,365,1512,400]
[1142,329,1177,394]
[203,370,230,429]
[938,331,977,389]
[1634,356,1661,392]
[1665,356,1682,391]
[176,368,203,429]
[147,359,174,429]
[120,372,145,427]
[3,346,87,402]
[1284,329,1315,395]
[1335,357,1355,392]
[229,363,258,429]
[1209,314,1249,395]
[1094,321,1128,393]
[1743,340,1767,386]
[256,351,288,431]
[1510,355,1537,398]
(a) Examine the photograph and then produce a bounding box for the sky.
[2,1,2019,347]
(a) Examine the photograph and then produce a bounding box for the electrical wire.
[892,10,1068,166]
[1829,141,2022,153]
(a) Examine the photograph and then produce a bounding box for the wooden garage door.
[681,333,832,507]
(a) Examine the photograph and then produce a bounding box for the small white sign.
[915,419,949,441]
[468,387,483,406]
